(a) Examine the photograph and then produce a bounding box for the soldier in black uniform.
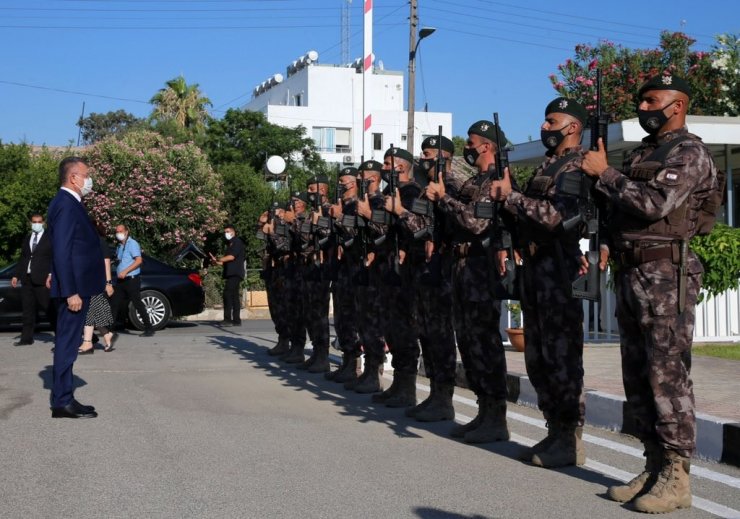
[583,74,724,513]
[325,167,363,383]
[390,136,458,422]
[490,98,591,467]
[425,120,511,443]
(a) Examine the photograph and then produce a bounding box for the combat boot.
[633,451,692,513]
[370,371,399,403]
[267,336,290,356]
[463,397,510,444]
[450,397,484,439]
[296,350,317,370]
[531,424,585,468]
[415,383,455,422]
[332,354,361,383]
[384,373,417,408]
[307,347,330,373]
[353,361,384,394]
[518,421,560,461]
[326,351,351,380]
[282,342,305,364]
[405,382,435,417]
[607,441,662,503]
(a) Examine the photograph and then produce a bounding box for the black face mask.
[463,146,480,166]
[418,158,436,173]
[638,101,676,134]
[540,124,569,151]
[381,169,398,185]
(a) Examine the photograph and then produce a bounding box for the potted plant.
[505,302,525,352]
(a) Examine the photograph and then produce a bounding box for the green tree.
[150,76,212,131]
[550,31,740,121]
[0,143,62,264]
[84,131,226,260]
[76,110,147,145]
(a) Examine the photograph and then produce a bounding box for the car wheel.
[129,290,171,331]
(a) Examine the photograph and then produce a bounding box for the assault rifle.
[559,69,607,301]
[370,146,401,282]
[411,125,444,240]
[473,113,518,300]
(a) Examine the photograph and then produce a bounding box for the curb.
[324,348,740,467]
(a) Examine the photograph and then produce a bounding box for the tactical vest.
[522,152,584,246]
[454,172,494,244]
[618,133,724,241]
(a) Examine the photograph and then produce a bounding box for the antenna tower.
[341,0,352,64]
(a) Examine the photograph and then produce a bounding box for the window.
[373,133,383,151]
[313,127,351,153]
[294,93,303,106]
[401,134,407,142]
[335,128,351,153]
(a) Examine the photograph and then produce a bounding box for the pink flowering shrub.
[550,32,737,121]
[84,130,226,259]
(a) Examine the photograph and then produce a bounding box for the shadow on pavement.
[209,334,622,490]
[38,364,88,391]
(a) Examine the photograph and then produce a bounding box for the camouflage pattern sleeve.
[397,209,431,237]
[504,157,582,232]
[595,140,710,221]
[437,177,493,236]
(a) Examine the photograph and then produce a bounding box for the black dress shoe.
[51,401,97,419]
[72,399,96,412]
[13,340,34,346]
[218,321,234,327]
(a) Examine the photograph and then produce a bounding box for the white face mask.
[76,175,93,196]
[31,223,44,233]
[224,232,234,241]
[116,232,127,242]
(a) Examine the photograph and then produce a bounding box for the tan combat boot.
[406,382,435,417]
[384,373,417,408]
[518,421,560,461]
[531,424,585,468]
[633,451,692,513]
[463,397,510,443]
[607,441,662,503]
[415,383,455,422]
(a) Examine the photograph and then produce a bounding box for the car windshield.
[0,263,17,277]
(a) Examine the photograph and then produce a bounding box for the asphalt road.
[1,321,739,518]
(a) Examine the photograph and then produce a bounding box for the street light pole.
[406,1,435,154]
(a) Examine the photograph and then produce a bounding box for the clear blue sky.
[0,0,736,147]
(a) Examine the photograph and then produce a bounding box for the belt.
[121,274,140,280]
[452,242,486,259]
[615,242,680,266]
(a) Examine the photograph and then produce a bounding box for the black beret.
[421,135,455,155]
[545,97,588,125]
[339,166,358,177]
[292,191,310,204]
[468,120,507,146]
[359,159,383,173]
[638,74,691,98]
[384,146,414,164]
[306,174,329,187]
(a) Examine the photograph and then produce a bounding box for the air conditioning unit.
[342,155,353,164]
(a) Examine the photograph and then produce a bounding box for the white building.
[243,51,452,165]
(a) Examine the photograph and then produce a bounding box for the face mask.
[463,146,481,166]
[638,101,676,135]
[116,232,127,242]
[31,223,44,233]
[76,175,93,196]
[224,232,234,241]
[540,124,569,151]
[418,158,436,174]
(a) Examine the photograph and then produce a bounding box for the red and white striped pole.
[362,0,373,160]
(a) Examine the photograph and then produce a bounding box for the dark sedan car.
[0,245,205,331]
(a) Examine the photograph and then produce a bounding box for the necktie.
[31,232,38,253]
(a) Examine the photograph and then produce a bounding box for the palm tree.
[149,76,212,130]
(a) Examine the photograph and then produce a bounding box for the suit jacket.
[13,231,53,285]
[47,190,106,298]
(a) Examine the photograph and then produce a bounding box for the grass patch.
[693,343,740,360]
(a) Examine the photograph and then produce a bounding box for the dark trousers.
[223,276,242,324]
[52,297,90,408]
[20,273,56,342]
[110,276,151,330]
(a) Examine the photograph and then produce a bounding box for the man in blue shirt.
[110,224,154,336]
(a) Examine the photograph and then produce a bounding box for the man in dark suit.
[11,213,56,345]
[47,157,105,419]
